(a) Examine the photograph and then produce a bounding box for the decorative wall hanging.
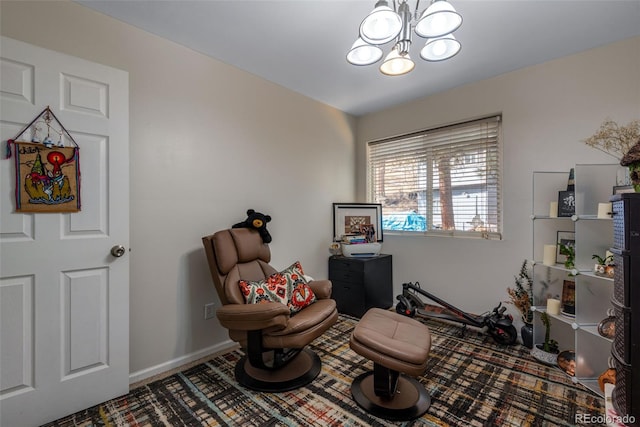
[5,106,81,213]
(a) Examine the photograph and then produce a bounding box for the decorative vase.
[521,322,533,349]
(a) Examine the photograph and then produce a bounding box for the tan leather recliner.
[202,228,338,391]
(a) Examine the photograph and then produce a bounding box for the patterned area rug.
[44,314,605,427]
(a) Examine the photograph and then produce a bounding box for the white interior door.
[0,36,129,427]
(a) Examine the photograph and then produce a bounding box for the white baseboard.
[129,339,236,385]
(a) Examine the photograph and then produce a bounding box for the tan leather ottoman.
[349,308,431,421]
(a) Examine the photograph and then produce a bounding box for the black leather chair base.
[235,348,321,392]
[351,371,431,421]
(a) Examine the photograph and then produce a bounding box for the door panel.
[0,36,129,427]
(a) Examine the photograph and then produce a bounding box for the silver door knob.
[111,245,126,257]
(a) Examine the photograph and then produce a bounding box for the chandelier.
[346,0,462,76]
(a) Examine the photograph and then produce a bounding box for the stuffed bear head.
[232,209,272,243]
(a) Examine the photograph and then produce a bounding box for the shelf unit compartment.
[532,221,573,265]
[574,219,613,271]
[531,264,566,304]
[574,164,619,216]
[532,310,575,351]
[575,274,614,325]
[532,171,571,217]
[576,328,612,380]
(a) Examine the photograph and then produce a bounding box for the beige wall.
[1,1,357,379]
[357,36,640,315]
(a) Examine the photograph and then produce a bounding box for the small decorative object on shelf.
[557,350,576,376]
[592,252,615,277]
[556,168,576,217]
[598,309,616,339]
[557,190,575,217]
[598,358,617,392]
[597,202,613,219]
[546,298,561,315]
[329,242,342,256]
[542,244,556,266]
[531,311,560,364]
[561,279,576,317]
[567,168,575,191]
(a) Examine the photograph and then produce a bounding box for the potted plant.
[592,253,615,277]
[507,260,534,348]
[558,244,575,270]
[531,311,560,364]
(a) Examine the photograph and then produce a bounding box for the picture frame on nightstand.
[333,203,383,242]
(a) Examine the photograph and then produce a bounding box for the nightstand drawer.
[331,280,366,317]
[328,254,393,318]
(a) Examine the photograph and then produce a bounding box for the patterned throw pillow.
[238,261,317,314]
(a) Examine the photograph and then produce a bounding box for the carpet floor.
[43,314,605,426]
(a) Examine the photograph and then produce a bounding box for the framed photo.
[557,191,575,217]
[333,203,383,242]
[613,185,635,195]
[556,231,575,263]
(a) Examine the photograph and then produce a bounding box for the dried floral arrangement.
[583,118,640,161]
[507,260,533,323]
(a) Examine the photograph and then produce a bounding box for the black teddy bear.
[232,209,272,243]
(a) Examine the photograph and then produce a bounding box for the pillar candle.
[597,203,612,219]
[549,201,558,218]
[543,244,557,266]
[547,298,561,315]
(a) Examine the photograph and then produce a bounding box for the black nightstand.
[328,254,393,318]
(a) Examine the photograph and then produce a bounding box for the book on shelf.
[341,234,372,244]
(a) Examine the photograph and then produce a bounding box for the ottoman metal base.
[350,364,431,421]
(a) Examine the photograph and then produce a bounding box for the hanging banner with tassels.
[6,107,81,213]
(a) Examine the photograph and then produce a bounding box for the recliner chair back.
[203,228,276,305]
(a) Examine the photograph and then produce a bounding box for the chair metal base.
[235,348,321,392]
[351,369,431,421]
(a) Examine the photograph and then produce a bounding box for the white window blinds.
[367,115,502,239]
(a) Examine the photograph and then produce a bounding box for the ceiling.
[76,0,640,117]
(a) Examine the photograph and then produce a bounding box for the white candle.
[547,298,561,315]
[543,244,557,266]
[597,203,612,219]
[549,202,558,218]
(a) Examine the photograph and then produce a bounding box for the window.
[367,115,502,239]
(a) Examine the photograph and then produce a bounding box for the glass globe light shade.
[420,34,461,61]
[346,38,383,65]
[359,0,402,45]
[415,0,462,38]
